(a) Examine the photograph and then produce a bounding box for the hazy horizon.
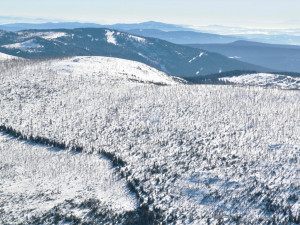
[1,0,300,29]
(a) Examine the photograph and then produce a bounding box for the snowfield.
[0,52,19,61]
[105,30,147,46]
[2,39,43,52]
[105,30,118,45]
[50,56,184,85]
[220,73,300,90]
[0,133,136,224]
[0,57,299,224]
[38,32,68,40]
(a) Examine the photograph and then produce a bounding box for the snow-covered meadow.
[0,57,299,224]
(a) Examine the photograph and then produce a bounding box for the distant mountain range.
[187,40,300,73]
[0,21,194,32]
[1,21,300,45]
[0,28,269,77]
[126,29,240,44]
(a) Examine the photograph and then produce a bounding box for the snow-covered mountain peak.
[51,56,184,85]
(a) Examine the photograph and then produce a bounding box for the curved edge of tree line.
[0,124,165,225]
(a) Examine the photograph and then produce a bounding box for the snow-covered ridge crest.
[52,56,184,85]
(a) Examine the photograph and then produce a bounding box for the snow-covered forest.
[0,57,299,224]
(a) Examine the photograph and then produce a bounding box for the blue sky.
[1,0,300,28]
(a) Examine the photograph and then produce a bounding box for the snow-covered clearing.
[128,34,146,43]
[220,73,300,90]
[39,32,68,40]
[2,39,43,52]
[0,57,299,223]
[0,133,136,224]
[189,51,206,63]
[105,30,118,45]
[0,52,19,61]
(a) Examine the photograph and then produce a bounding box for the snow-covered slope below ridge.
[0,52,19,60]
[52,56,184,85]
[220,73,300,90]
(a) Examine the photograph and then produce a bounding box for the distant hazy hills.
[126,29,239,44]
[0,22,242,45]
[0,28,269,77]
[2,21,300,45]
[0,21,194,32]
[187,40,300,73]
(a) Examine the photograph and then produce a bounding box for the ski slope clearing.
[0,58,299,223]
[0,132,136,224]
[220,73,300,90]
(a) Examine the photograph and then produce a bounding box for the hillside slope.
[0,58,299,223]
[188,40,300,73]
[0,28,270,77]
[0,51,19,60]
[126,29,240,44]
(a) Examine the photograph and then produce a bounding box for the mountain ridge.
[188,40,300,73]
[0,28,271,77]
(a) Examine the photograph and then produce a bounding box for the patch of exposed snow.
[0,52,19,61]
[228,56,241,59]
[189,52,206,63]
[105,30,117,45]
[128,34,146,43]
[196,68,204,75]
[2,39,43,52]
[220,73,300,90]
[40,32,68,40]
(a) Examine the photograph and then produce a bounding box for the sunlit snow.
[2,39,43,51]
[189,51,206,63]
[220,73,300,90]
[0,133,136,224]
[105,30,117,45]
[0,52,19,61]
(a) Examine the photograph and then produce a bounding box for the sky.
[1,0,300,28]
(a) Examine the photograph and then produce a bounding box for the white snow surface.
[2,39,43,52]
[105,30,117,45]
[52,56,183,85]
[220,73,300,90]
[0,58,299,223]
[0,133,136,224]
[39,32,68,40]
[0,52,19,61]
[128,34,146,43]
[189,51,206,63]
